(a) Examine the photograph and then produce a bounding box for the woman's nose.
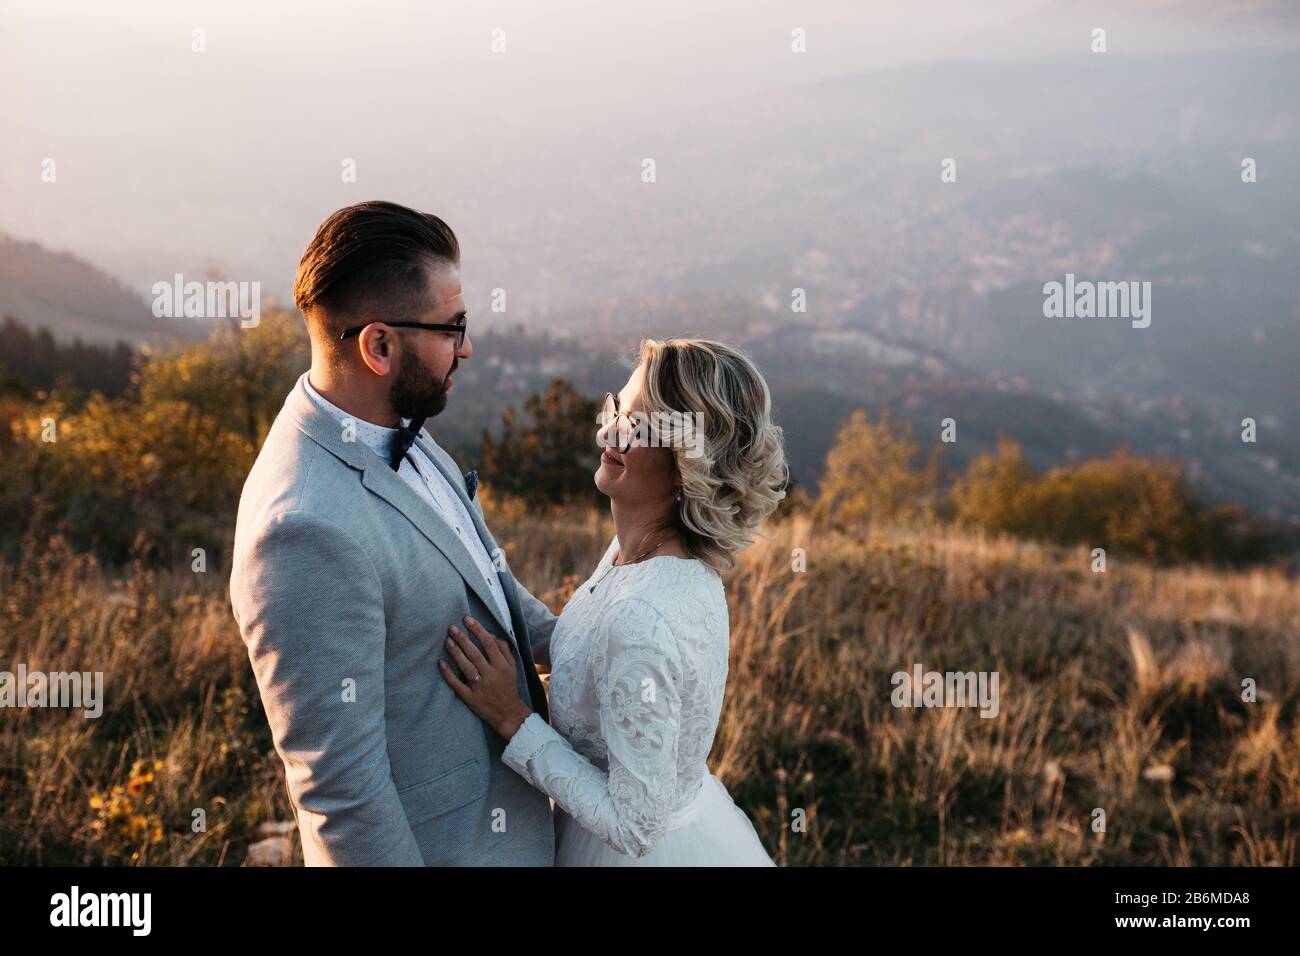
[596,415,615,447]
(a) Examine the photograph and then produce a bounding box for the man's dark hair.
[294,200,460,339]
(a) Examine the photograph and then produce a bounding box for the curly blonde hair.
[636,338,789,575]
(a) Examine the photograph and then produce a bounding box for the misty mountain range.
[2,49,1296,521]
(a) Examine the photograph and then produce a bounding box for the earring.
[675,487,683,503]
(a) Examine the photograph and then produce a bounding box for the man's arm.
[231,509,424,866]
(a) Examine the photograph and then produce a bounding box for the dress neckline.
[588,538,704,594]
[603,537,700,571]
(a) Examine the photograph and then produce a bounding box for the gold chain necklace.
[588,537,670,593]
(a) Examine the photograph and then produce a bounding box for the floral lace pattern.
[502,537,729,858]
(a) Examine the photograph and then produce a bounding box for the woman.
[440,338,788,865]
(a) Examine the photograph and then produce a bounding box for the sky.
[2,0,1298,303]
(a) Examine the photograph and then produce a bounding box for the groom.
[230,201,555,865]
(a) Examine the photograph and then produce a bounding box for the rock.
[246,835,294,866]
[255,820,297,837]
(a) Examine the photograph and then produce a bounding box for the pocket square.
[464,469,479,500]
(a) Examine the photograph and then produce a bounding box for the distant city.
[2,44,1296,523]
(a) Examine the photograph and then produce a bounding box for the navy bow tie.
[388,417,427,470]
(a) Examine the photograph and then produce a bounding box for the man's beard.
[391,349,454,420]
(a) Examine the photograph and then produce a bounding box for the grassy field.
[2,499,1298,865]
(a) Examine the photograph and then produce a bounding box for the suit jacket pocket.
[396,757,487,827]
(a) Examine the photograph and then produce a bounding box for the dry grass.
[2,506,1298,865]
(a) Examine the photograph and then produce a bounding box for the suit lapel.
[360,465,517,645]
[415,434,552,722]
[412,434,529,641]
[416,437,548,721]
[283,376,516,643]
[415,435,502,552]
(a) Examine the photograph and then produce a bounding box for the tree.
[947,441,1284,565]
[816,407,938,527]
[0,310,307,563]
[1033,451,1198,563]
[950,436,1039,537]
[480,379,601,508]
[137,310,308,449]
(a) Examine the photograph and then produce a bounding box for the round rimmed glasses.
[599,392,637,455]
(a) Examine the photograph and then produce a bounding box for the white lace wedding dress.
[502,536,775,866]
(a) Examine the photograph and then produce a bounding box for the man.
[230,200,555,865]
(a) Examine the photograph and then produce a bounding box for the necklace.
[588,536,670,593]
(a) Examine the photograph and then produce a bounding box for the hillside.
[0,232,208,348]
[2,505,1296,865]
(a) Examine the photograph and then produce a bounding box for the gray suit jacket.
[230,374,557,866]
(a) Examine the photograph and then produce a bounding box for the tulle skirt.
[554,773,776,867]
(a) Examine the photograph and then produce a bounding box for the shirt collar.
[302,373,411,461]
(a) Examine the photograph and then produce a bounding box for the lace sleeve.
[501,598,683,858]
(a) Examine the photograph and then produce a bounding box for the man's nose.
[457,330,474,359]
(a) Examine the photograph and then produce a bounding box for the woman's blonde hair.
[636,338,788,575]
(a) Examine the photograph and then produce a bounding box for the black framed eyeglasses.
[338,319,467,349]
[598,392,637,455]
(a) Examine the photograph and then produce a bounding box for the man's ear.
[357,323,394,376]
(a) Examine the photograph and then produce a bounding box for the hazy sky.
[3,0,1297,303]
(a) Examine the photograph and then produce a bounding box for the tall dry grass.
[2,504,1298,865]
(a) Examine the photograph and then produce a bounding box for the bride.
[439,338,788,865]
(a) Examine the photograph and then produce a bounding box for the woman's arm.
[441,600,683,858]
[503,598,684,858]
[441,598,686,858]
